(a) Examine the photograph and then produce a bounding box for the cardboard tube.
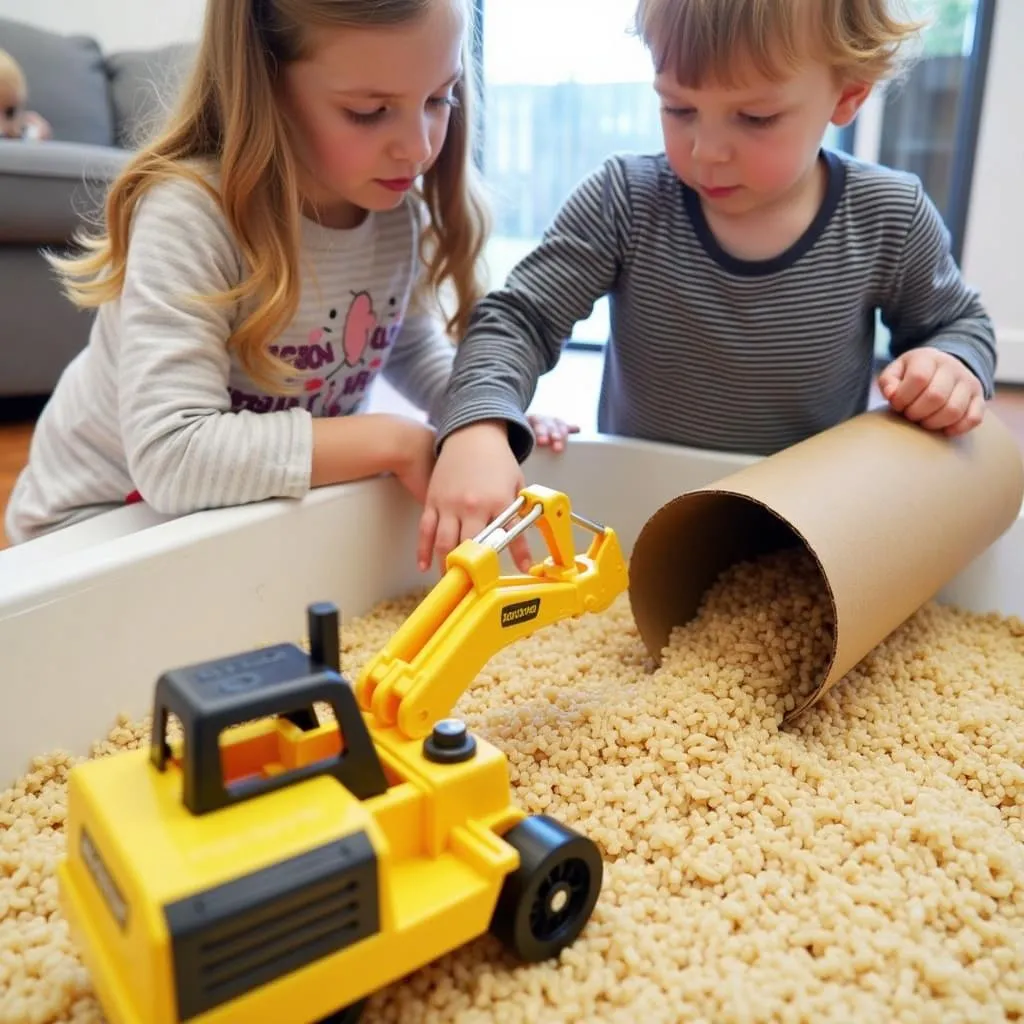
[628,409,1024,720]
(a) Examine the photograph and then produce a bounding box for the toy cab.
[57,601,604,1024]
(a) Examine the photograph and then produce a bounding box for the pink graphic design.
[304,309,338,390]
[343,291,377,366]
[231,293,402,416]
[323,380,338,414]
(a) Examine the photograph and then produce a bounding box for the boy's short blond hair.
[634,0,927,88]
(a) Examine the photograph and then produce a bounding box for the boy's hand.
[417,421,529,574]
[527,413,579,452]
[878,347,985,437]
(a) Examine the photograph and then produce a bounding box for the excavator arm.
[354,485,629,739]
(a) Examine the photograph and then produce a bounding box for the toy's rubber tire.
[489,814,603,963]
[319,998,367,1023]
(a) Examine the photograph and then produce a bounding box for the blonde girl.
[7,0,565,545]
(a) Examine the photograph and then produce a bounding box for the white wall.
[0,0,204,53]
[959,1,1024,384]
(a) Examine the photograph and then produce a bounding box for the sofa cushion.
[107,43,195,149]
[0,140,130,244]
[0,246,98,397]
[0,18,114,146]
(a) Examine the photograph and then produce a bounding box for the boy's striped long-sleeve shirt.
[435,148,997,462]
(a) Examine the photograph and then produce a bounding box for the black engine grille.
[165,831,379,1020]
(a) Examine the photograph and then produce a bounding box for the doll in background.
[0,48,52,140]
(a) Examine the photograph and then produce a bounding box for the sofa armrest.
[0,140,132,245]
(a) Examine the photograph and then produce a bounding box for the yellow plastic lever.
[354,486,629,739]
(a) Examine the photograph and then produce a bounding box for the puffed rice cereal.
[1,546,1021,1023]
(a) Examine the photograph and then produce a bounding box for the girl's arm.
[117,177,424,513]
[311,414,436,503]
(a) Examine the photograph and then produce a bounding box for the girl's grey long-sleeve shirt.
[5,175,454,544]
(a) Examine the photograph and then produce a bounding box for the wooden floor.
[3,386,1024,551]
[0,397,44,549]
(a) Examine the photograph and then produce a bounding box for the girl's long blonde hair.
[50,0,490,393]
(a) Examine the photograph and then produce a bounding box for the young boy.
[416,0,997,573]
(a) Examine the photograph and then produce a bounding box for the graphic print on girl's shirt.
[228,290,402,415]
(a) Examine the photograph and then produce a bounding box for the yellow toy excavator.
[56,485,630,1024]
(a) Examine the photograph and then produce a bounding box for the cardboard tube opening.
[628,410,1024,722]
[628,491,835,694]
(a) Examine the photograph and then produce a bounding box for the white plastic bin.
[1,434,1021,788]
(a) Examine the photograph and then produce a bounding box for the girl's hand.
[390,419,438,505]
[310,413,435,501]
[417,421,529,573]
[878,347,986,437]
[527,413,579,453]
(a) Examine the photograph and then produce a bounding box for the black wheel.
[489,814,603,963]
[318,998,367,1024]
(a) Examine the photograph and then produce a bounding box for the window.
[849,0,995,356]
[867,0,993,263]
[472,0,994,351]
[476,0,667,346]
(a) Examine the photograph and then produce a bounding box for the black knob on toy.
[423,718,477,764]
[307,601,341,674]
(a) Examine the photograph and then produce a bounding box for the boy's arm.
[434,156,634,462]
[880,182,997,397]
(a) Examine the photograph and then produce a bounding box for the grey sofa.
[0,17,193,398]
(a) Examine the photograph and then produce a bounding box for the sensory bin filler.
[12,407,1022,1024]
[55,485,630,1024]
